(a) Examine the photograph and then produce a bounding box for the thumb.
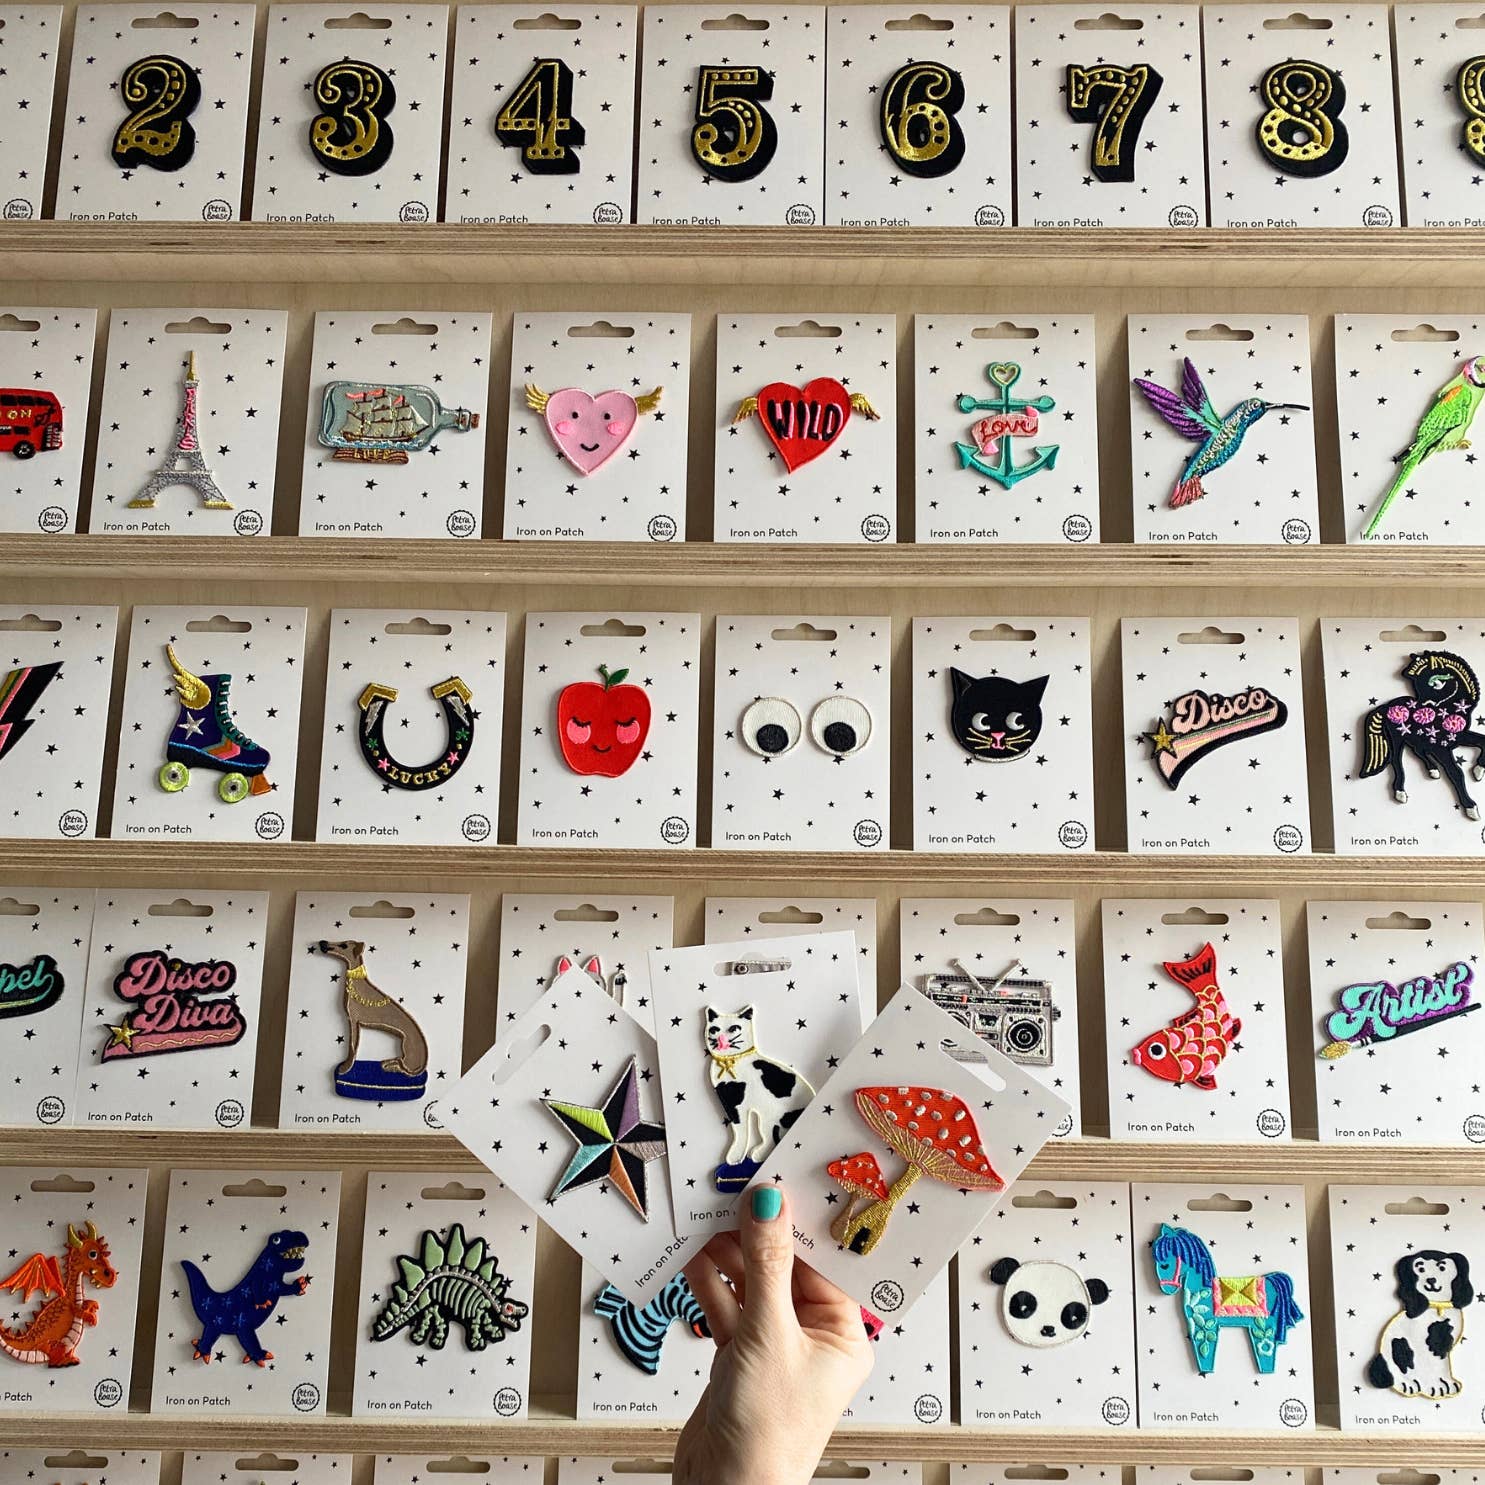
[739,1183,797,1326]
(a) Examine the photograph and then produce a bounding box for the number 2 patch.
[310,58,397,176]
[1065,62,1161,182]
[111,54,200,171]
[691,63,778,181]
[1255,58,1348,177]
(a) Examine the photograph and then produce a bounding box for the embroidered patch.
[310,60,396,176]
[953,362,1059,488]
[1143,684,1288,788]
[0,661,62,764]
[370,1224,528,1350]
[809,697,871,757]
[1255,59,1349,179]
[111,54,200,171]
[0,952,64,1020]
[310,939,428,1102]
[1367,1250,1472,1398]
[103,949,246,1061]
[128,352,231,511]
[318,381,478,464]
[1320,959,1477,1059]
[182,1229,310,1366]
[880,60,966,177]
[593,1271,710,1374]
[733,379,880,472]
[989,1256,1110,1348]
[357,677,476,792]
[158,643,274,804]
[0,1221,117,1368]
[526,383,662,475]
[949,668,1047,761]
[739,696,802,757]
[557,665,651,778]
[919,961,1059,1067]
[1130,943,1241,1093]
[1065,62,1162,182]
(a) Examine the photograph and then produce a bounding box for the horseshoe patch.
[357,676,476,791]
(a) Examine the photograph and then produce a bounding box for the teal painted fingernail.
[752,1186,782,1221]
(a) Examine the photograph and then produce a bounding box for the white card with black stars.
[251,4,448,224]
[1102,899,1292,1143]
[447,4,637,225]
[912,616,1094,855]
[1321,618,1485,856]
[1148,1471,1302,1485]
[704,896,876,1001]
[561,1462,920,1485]
[516,610,700,849]
[300,310,491,539]
[0,886,95,1129]
[1203,4,1400,228]
[153,1169,340,1415]
[316,608,506,848]
[1,1452,159,1485]
[0,7,63,221]
[958,1181,1135,1430]
[1306,899,1485,1147]
[111,605,306,844]
[913,313,1099,545]
[636,4,826,226]
[1013,4,1206,228]
[497,893,675,1037]
[504,310,691,542]
[1395,5,1485,227]
[1132,1182,1315,1429]
[185,1453,352,1485]
[354,1170,536,1418]
[1122,616,1310,856]
[0,1167,147,1415]
[54,4,256,222]
[952,1469,1118,1485]
[0,603,117,842]
[713,614,891,852]
[1330,1184,1485,1431]
[0,307,97,535]
[714,314,896,543]
[281,892,472,1133]
[898,897,1079,1138]
[88,307,289,536]
[824,5,1011,229]
[72,888,267,1132]
[376,1456,545,1484]
[1129,314,1320,545]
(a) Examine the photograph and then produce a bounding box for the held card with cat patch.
[111,605,306,844]
[957,1182,1136,1429]
[704,897,877,1002]
[447,5,638,226]
[2,1452,159,1485]
[1133,1183,1315,1429]
[0,308,96,535]
[1330,1184,1485,1431]
[316,609,506,848]
[1396,7,1485,228]
[1307,901,1485,1147]
[0,7,62,222]
[71,888,267,1132]
[377,1458,546,1485]
[0,887,95,1129]
[899,897,1079,1137]
[824,6,1011,228]
[649,931,869,1236]
[751,986,1069,1318]
[713,615,891,851]
[516,611,700,849]
[281,893,471,1132]
[504,311,691,542]
[1122,616,1310,855]
[912,616,1094,854]
[186,1454,352,1485]
[0,604,117,841]
[714,314,896,543]
[1102,900,1291,1143]
[1129,316,1320,544]
[354,1170,536,1419]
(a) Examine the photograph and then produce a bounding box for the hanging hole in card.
[771,622,837,642]
[1161,906,1230,926]
[185,614,251,633]
[580,618,646,637]
[1384,1195,1451,1216]
[30,1173,96,1194]
[221,1179,288,1199]
[759,905,823,924]
[420,1180,486,1202]
[1456,11,1485,25]
[949,1039,1009,1088]
[1005,1470,1070,1481]
[326,10,393,26]
[427,1462,494,1477]
[0,314,40,333]
[971,321,1039,341]
[612,1463,678,1475]
[554,903,620,923]
[1188,1193,1253,1212]
[147,898,213,918]
[1378,1473,1442,1485]
[969,624,1036,642]
[774,319,841,339]
[490,1023,551,1085]
[1365,910,1432,931]
[384,617,453,636]
[0,897,39,916]
[234,1458,298,1475]
[43,1454,109,1472]
[1177,626,1243,645]
[567,320,634,338]
[515,10,580,25]
[1190,1472,1254,1482]
[1073,12,1142,27]
[1011,1189,1078,1210]
[720,955,792,975]
[373,318,438,336]
[165,317,232,336]
[1391,324,1461,342]
[1261,10,1332,25]
[885,12,952,28]
[814,1467,871,1481]
[349,899,416,919]
[1379,624,1448,644]
[0,613,61,631]
[953,905,1021,926]
[700,12,768,27]
[1186,324,1255,342]
[132,10,200,26]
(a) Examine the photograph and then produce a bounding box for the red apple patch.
[557,664,651,778]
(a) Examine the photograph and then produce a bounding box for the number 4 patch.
[496,57,586,173]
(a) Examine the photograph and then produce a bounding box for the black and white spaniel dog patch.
[1367,1250,1473,1399]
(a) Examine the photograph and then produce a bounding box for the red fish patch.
[733,378,880,473]
[1130,942,1242,1092]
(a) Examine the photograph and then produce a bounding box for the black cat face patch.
[949,668,1048,762]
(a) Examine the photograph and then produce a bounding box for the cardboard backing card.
[1132,1182,1316,1429]
[1102,899,1292,1143]
[0,7,62,221]
[0,886,95,1129]
[648,930,870,1238]
[912,313,1099,545]
[184,1454,352,1484]
[377,1458,546,1484]
[447,4,638,226]
[704,895,877,1000]
[1306,900,1485,1147]
[353,1169,536,1418]
[560,1462,920,1485]
[0,603,117,841]
[55,4,255,222]
[0,1167,147,1415]
[504,310,691,542]
[898,897,1079,1137]
[1146,1471,1302,1485]
[281,892,472,1133]
[0,307,96,535]
[1395,5,1485,227]
[1128,314,1320,545]
[1330,1184,1485,1432]
[515,611,700,849]
[1121,615,1310,855]
[72,888,267,1132]
[111,604,305,844]
[713,614,891,851]
[824,5,1011,228]
[1,1451,159,1484]
[912,615,1095,854]
[952,1470,1118,1485]
[957,1181,1135,1429]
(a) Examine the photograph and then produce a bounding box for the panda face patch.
[989,1256,1110,1348]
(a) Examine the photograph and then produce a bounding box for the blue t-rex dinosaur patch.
[180,1228,311,1366]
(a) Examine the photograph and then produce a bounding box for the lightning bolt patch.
[0,662,62,763]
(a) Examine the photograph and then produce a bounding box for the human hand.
[675,1185,874,1485]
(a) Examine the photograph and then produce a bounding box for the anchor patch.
[357,676,476,792]
[953,363,1059,490]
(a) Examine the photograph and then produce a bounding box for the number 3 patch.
[310,58,397,176]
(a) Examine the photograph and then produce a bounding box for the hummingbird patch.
[1143,684,1288,788]
[954,362,1059,489]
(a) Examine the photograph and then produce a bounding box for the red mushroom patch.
[557,664,651,778]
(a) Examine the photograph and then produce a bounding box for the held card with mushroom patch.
[1102,900,1292,1143]
[516,611,700,849]
[750,984,1069,1318]
[712,615,891,851]
[648,931,869,1236]
[1307,901,1485,1147]
[505,311,691,542]
[912,616,1094,854]
[0,8,63,223]
[1395,6,1485,228]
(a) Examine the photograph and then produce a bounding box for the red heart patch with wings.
[752,377,854,472]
